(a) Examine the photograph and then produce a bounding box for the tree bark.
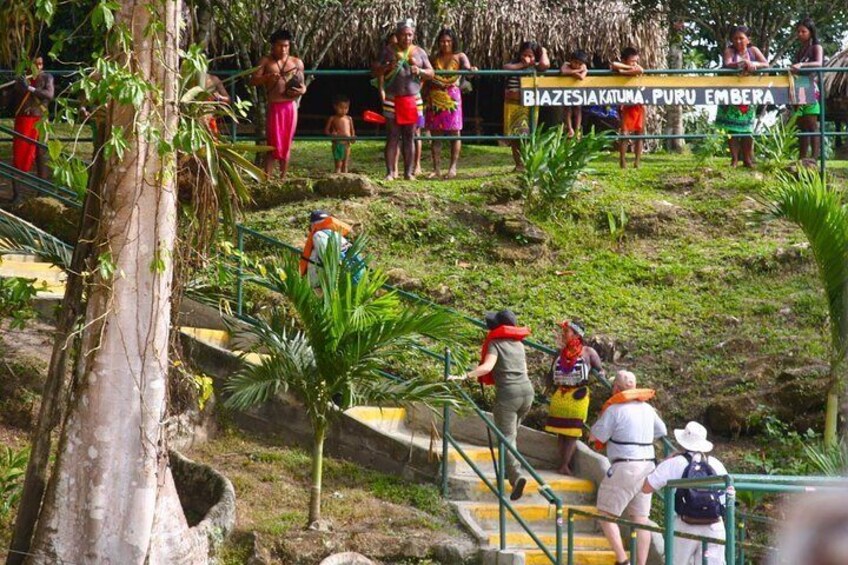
[308,423,326,526]
[7,121,106,565]
[665,19,685,153]
[24,1,200,562]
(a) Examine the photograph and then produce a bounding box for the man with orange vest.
[589,370,666,565]
[300,210,359,289]
[451,309,533,501]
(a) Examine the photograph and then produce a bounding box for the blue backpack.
[674,453,725,522]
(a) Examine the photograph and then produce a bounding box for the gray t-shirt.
[489,339,530,388]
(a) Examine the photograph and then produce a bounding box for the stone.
[385,268,423,291]
[587,334,627,363]
[246,532,274,565]
[481,548,526,565]
[12,196,79,243]
[308,518,334,532]
[319,552,375,565]
[433,283,453,304]
[313,173,375,198]
[250,178,313,209]
[663,175,698,192]
[493,215,548,245]
[480,178,524,204]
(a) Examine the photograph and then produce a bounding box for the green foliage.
[742,415,819,475]
[519,125,609,216]
[694,128,729,165]
[803,438,848,476]
[0,446,29,516]
[605,207,629,243]
[757,116,799,171]
[224,235,465,523]
[0,209,72,268]
[765,168,848,360]
[0,275,40,330]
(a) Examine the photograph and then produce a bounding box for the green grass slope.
[242,141,837,429]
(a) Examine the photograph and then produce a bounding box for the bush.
[519,125,609,216]
[0,446,28,516]
[757,115,799,170]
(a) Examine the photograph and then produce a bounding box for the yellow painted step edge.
[487,532,610,548]
[474,476,594,494]
[346,406,407,423]
[525,549,617,565]
[469,504,598,521]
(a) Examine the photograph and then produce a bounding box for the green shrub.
[756,116,799,170]
[0,446,28,516]
[519,125,609,216]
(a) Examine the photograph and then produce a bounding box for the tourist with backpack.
[300,210,365,290]
[642,421,728,565]
[589,370,666,565]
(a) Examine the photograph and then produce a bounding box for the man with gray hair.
[589,370,666,565]
[375,18,433,180]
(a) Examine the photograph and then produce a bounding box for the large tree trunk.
[665,19,685,153]
[24,1,202,562]
[7,121,106,565]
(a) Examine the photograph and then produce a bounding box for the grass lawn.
[239,140,838,428]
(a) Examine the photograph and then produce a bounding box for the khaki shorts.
[596,460,655,518]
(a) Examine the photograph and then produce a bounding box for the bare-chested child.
[611,46,645,168]
[250,29,307,178]
[559,50,589,137]
[324,94,356,172]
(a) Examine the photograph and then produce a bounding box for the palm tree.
[767,167,848,445]
[224,236,464,526]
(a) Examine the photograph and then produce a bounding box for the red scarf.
[299,217,352,275]
[478,325,531,385]
[559,336,583,372]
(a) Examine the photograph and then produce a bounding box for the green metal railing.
[2,65,847,562]
[4,65,848,177]
[565,473,848,565]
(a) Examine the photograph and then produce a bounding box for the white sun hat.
[674,421,714,453]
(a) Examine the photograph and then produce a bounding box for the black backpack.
[674,453,725,522]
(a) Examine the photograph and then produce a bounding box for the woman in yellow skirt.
[503,40,548,171]
[544,320,604,475]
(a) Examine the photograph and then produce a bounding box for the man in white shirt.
[642,421,728,565]
[589,370,667,565]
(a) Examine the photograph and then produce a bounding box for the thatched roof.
[824,48,848,99]
[209,0,666,71]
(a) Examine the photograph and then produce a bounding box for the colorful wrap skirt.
[503,98,537,136]
[426,84,463,132]
[715,105,756,134]
[545,386,590,438]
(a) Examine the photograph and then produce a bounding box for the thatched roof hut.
[213,0,666,71]
[824,48,848,100]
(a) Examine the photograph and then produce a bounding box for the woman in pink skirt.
[425,29,475,178]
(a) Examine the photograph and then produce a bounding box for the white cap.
[674,421,714,453]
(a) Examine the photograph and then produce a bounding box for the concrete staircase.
[0,252,616,564]
[344,406,617,565]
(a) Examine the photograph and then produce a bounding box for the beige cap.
[614,370,637,390]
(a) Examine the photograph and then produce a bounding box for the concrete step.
[524,548,617,565]
[0,255,66,293]
[449,469,595,504]
[486,531,609,549]
[458,501,601,534]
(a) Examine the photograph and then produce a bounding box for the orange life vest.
[593,388,656,450]
[478,325,531,385]
[299,217,352,275]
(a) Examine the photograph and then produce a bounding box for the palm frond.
[0,209,72,268]
[766,168,848,358]
[223,326,316,410]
